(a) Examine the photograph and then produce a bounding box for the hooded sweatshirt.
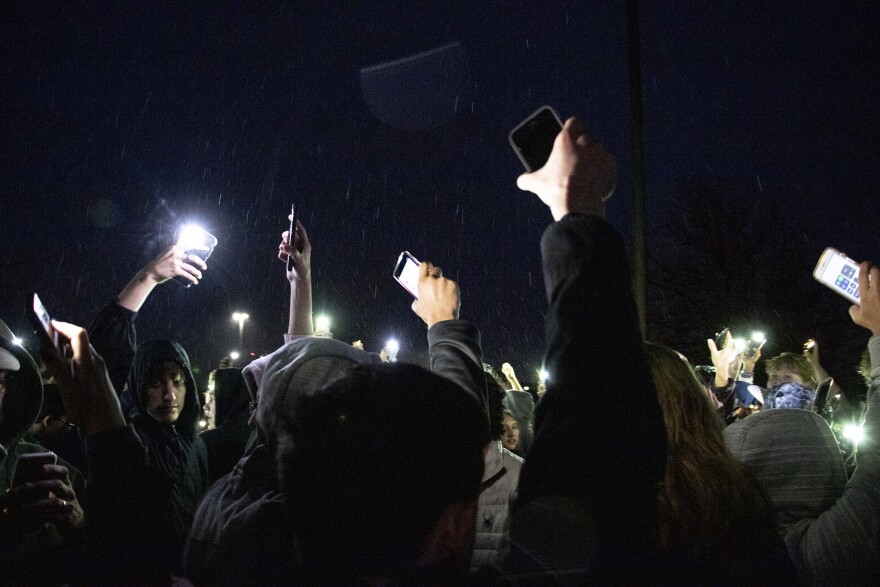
[184,322,485,585]
[724,333,880,585]
[125,339,208,557]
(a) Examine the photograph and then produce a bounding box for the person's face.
[144,367,186,424]
[766,367,806,389]
[501,414,520,452]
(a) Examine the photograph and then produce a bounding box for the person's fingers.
[51,321,91,369]
[295,220,309,248]
[179,262,203,282]
[411,300,420,315]
[185,254,208,271]
[430,266,443,278]
[707,338,718,355]
[516,171,538,193]
[419,261,434,278]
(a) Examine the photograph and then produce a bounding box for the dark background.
[1,1,878,393]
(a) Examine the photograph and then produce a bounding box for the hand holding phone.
[29,294,69,359]
[393,251,421,298]
[286,203,298,272]
[813,248,862,304]
[173,225,218,288]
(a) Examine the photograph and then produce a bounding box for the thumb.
[516,171,538,193]
[707,338,718,354]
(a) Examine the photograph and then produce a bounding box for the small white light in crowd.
[733,338,747,354]
[538,369,549,383]
[315,314,330,332]
[230,351,240,361]
[198,419,208,430]
[842,423,865,447]
[11,336,23,346]
[384,338,400,362]
[751,331,766,345]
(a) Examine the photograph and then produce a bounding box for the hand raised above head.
[142,244,208,287]
[44,320,126,437]
[278,219,312,282]
[410,261,460,328]
[516,117,616,221]
[849,262,880,336]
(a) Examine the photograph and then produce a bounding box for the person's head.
[501,410,520,452]
[276,363,486,582]
[485,374,506,442]
[645,342,776,551]
[129,339,200,432]
[765,352,815,389]
[0,320,43,453]
[29,383,71,444]
[143,360,187,424]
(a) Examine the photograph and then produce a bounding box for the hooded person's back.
[201,367,252,484]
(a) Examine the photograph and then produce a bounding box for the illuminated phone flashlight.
[842,422,865,447]
[384,338,400,362]
[230,351,240,361]
[314,315,332,338]
[733,338,747,355]
[538,368,550,383]
[804,339,816,351]
[750,331,766,348]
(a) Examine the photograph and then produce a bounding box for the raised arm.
[505,118,667,581]
[411,261,486,409]
[784,262,880,584]
[90,244,207,394]
[278,218,314,338]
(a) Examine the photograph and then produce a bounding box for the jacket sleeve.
[784,333,880,585]
[427,319,487,408]
[89,302,138,396]
[510,214,667,576]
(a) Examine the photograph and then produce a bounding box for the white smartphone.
[509,105,563,172]
[813,247,861,304]
[393,251,420,299]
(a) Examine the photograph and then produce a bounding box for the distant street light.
[230,351,240,363]
[232,312,249,346]
[381,338,400,362]
[315,314,332,338]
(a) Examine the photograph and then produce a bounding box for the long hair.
[645,343,777,556]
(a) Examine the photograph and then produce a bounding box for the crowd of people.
[1,116,878,585]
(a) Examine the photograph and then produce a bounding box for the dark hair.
[645,343,779,564]
[276,363,485,581]
[485,375,506,441]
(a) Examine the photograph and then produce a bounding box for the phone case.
[813,247,861,304]
[508,105,563,172]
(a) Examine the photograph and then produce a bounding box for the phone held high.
[173,225,219,288]
[393,251,420,299]
[287,203,297,272]
[813,247,861,305]
[509,105,563,172]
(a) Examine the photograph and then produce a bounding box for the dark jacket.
[89,303,208,577]
[201,368,252,484]
[0,323,85,585]
[504,215,668,583]
[184,322,486,585]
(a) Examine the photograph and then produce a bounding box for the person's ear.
[419,500,478,570]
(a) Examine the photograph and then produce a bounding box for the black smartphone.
[509,105,564,172]
[812,377,834,414]
[714,327,731,350]
[287,203,297,272]
[173,225,219,288]
[393,251,420,298]
[29,293,65,357]
[12,451,57,499]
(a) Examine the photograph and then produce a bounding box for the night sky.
[2,2,878,391]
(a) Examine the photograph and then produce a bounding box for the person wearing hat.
[0,319,85,584]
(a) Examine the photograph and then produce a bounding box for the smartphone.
[812,377,834,414]
[173,225,219,288]
[393,251,420,299]
[286,203,297,272]
[29,293,64,357]
[509,105,563,172]
[12,452,57,499]
[714,327,730,350]
[813,247,861,305]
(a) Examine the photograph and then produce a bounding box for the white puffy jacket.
[471,440,523,570]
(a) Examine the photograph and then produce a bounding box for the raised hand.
[278,218,312,283]
[411,262,460,328]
